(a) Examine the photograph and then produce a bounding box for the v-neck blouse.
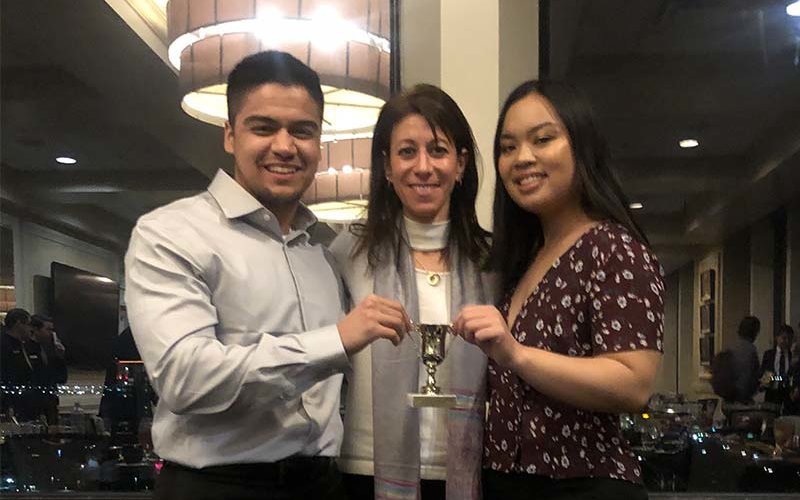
[484,222,665,484]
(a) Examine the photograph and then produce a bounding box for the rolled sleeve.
[262,325,350,401]
[302,325,350,373]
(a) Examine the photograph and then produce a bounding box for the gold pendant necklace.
[413,253,443,286]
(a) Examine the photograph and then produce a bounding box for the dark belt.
[163,456,337,483]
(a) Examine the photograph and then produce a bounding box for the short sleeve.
[589,231,664,354]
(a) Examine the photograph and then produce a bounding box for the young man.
[125,51,407,499]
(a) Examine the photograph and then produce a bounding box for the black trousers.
[483,470,648,500]
[155,458,347,500]
[342,473,446,500]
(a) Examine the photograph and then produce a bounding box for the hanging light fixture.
[166,0,391,140]
[303,137,372,222]
[166,0,391,221]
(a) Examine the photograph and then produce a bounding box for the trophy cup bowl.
[408,324,457,408]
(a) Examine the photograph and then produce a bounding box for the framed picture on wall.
[700,269,715,302]
[700,303,715,334]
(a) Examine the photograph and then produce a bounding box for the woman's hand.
[453,305,521,369]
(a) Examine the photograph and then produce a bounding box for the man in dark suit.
[760,325,794,405]
[1,308,47,421]
[30,314,68,423]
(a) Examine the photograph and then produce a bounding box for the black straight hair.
[226,50,324,125]
[31,314,53,329]
[776,324,794,343]
[489,80,647,294]
[4,308,31,329]
[738,316,761,342]
[353,83,490,269]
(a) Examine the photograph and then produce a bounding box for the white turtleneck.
[405,217,451,479]
[403,216,449,250]
[329,217,452,480]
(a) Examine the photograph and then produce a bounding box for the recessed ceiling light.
[679,139,699,149]
[56,156,77,164]
[629,202,644,210]
[787,1,800,16]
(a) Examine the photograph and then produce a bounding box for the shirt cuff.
[304,325,350,374]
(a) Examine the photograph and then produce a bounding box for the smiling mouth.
[409,184,441,194]
[515,172,547,186]
[263,164,302,174]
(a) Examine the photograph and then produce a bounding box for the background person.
[760,324,794,405]
[1,308,47,421]
[30,314,67,423]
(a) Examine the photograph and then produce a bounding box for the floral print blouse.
[485,222,665,484]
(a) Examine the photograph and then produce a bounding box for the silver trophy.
[408,324,457,408]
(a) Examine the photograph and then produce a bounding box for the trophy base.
[408,393,458,408]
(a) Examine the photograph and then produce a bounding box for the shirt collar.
[206,169,318,234]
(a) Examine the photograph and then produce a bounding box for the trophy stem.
[421,361,441,394]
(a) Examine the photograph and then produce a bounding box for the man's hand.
[338,294,409,356]
[53,334,66,358]
[760,371,774,387]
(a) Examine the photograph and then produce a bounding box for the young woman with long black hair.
[454,81,664,500]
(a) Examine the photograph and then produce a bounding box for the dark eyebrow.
[290,120,320,132]
[500,121,558,140]
[429,136,453,147]
[242,116,278,127]
[242,116,320,132]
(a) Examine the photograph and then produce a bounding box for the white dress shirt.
[125,170,349,468]
[774,347,789,376]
